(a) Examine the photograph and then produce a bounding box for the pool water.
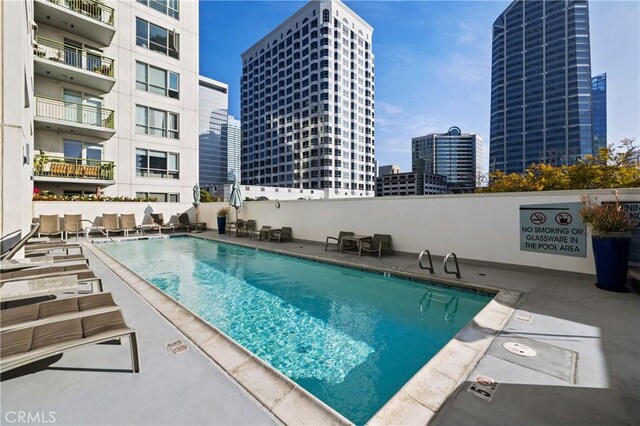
[102,237,491,424]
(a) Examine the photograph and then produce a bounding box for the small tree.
[479,138,640,193]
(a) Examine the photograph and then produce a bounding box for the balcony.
[34,37,115,93]
[34,96,116,139]
[33,155,115,185]
[34,0,115,46]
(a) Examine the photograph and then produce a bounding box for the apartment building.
[240,0,375,198]
[27,0,199,202]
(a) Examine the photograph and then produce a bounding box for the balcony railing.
[36,97,114,129]
[34,36,114,77]
[34,155,115,181]
[46,0,114,26]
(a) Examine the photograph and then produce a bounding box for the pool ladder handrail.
[77,219,115,243]
[443,252,461,279]
[418,249,434,273]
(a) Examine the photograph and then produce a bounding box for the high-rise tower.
[240,0,375,197]
[490,0,593,173]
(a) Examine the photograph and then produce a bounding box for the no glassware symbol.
[530,212,546,225]
[555,212,572,225]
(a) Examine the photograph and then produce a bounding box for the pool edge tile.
[366,391,435,426]
[229,357,295,410]
[272,385,354,426]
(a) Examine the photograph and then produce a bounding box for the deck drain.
[503,341,536,357]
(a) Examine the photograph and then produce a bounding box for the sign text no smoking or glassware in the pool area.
[519,203,586,257]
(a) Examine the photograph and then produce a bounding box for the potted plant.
[216,207,229,235]
[581,191,635,292]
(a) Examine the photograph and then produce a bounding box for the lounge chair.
[103,214,125,237]
[1,292,118,332]
[325,231,355,251]
[0,310,140,373]
[38,215,62,238]
[359,234,393,258]
[150,213,175,234]
[1,264,103,293]
[63,214,83,240]
[226,219,245,237]
[120,214,141,237]
[250,226,271,240]
[25,240,83,257]
[269,227,292,243]
[243,220,256,238]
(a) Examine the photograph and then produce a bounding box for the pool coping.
[86,237,523,425]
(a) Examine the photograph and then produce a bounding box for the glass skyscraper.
[591,73,607,152]
[490,0,593,174]
[412,126,483,191]
[199,76,229,191]
[226,115,242,182]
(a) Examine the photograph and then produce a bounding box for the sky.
[199,0,640,173]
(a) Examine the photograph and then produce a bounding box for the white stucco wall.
[198,188,639,274]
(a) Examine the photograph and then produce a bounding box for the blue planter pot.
[217,217,226,235]
[592,232,631,292]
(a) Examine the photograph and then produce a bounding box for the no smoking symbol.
[530,212,546,225]
[555,212,572,225]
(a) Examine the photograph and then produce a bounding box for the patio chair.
[325,231,355,251]
[269,227,292,243]
[243,220,257,238]
[0,310,140,373]
[226,219,245,237]
[1,292,118,333]
[359,234,393,258]
[103,214,125,237]
[250,226,271,240]
[63,214,83,240]
[1,264,103,293]
[120,214,141,237]
[177,213,195,231]
[150,213,175,234]
[38,215,62,238]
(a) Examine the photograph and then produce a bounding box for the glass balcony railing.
[46,0,115,26]
[34,154,115,181]
[35,96,114,129]
[34,36,114,77]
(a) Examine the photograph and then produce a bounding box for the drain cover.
[503,341,536,357]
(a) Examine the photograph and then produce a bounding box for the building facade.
[240,0,375,197]
[490,0,593,173]
[412,126,482,191]
[28,0,199,202]
[375,172,447,197]
[199,76,229,191]
[591,73,607,152]
[378,164,400,176]
[226,115,242,183]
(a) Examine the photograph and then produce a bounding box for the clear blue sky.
[200,0,640,172]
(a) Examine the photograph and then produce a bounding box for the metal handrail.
[443,253,461,279]
[34,155,115,180]
[35,36,115,77]
[35,96,115,129]
[418,249,434,273]
[46,0,115,27]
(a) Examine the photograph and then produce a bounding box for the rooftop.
[2,231,638,425]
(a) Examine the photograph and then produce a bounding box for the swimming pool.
[102,237,491,424]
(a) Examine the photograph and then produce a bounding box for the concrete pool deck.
[1,231,639,425]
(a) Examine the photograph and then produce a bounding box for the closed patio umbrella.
[229,182,243,221]
[192,183,201,207]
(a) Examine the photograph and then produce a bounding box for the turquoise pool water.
[102,237,491,424]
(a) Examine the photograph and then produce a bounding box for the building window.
[322,9,330,23]
[136,192,180,202]
[136,149,179,179]
[137,0,179,19]
[63,140,103,162]
[136,61,179,99]
[136,18,179,59]
[136,105,179,139]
